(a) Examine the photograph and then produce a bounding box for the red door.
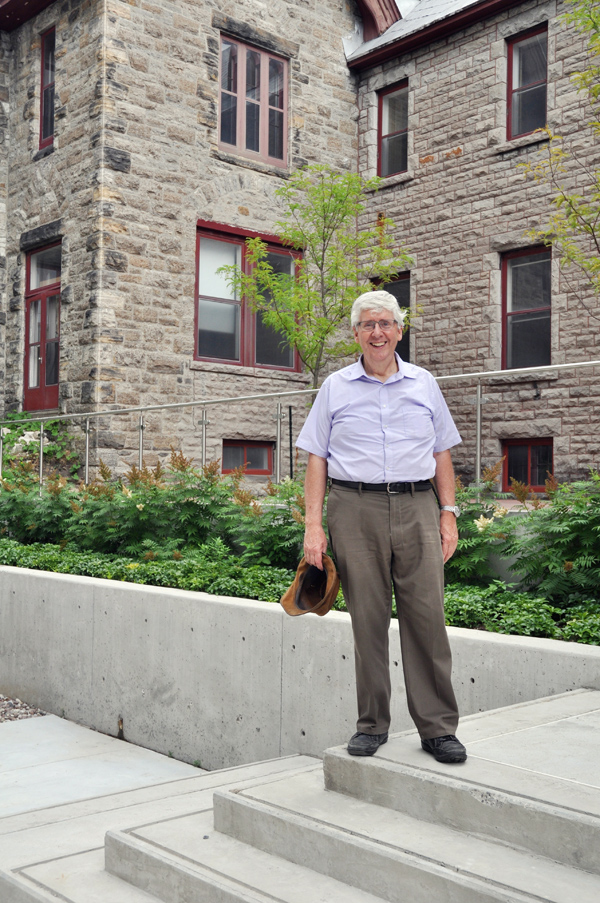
[24,245,61,411]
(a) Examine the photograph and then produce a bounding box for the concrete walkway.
[1,691,600,901]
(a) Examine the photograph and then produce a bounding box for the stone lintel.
[211,12,300,59]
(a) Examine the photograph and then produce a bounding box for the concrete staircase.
[3,689,600,902]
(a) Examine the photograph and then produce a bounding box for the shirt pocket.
[403,407,435,440]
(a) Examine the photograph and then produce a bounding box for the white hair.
[350,290,406,329]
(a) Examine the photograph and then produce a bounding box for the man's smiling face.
[353,308,402,374]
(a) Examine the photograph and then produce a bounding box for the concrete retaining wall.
[1,566,599,770]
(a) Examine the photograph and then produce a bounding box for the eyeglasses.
[356,319,398,332]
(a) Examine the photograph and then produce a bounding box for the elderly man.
[296,290,466,763]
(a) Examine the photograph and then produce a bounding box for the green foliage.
[1,411,81,478]
[444,582,562,638]
[220,164,413,388]
[232,476,306,569]
[500,472,600,603]
[0,536,294,604]
[444,463,509,583]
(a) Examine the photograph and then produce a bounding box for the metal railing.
[1,359,599,489]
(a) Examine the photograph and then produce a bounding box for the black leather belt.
[331,479,432,494]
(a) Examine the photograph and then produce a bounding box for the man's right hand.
[304,523,328,569]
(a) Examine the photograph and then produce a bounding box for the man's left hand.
[439,510,458,563]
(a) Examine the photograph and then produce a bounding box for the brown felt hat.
[280,554,340,617]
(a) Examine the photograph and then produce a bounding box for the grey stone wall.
[357,0,600,482]
[3,0,102,430]
[0,30,10,413]
[87,0,359,472]
[0,0,360,476]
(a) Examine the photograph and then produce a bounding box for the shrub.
[232,476,306,569]
[444,581,562,638]
[500,472,600,603]
[0,536,295,604]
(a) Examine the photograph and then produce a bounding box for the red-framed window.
[507,24,547,140]
[378,81,408,178]
[502,247,551,370]
[195,221,301,371]
[382,273,410,362]
[222,440,273,475]
[219,36,288,166]
[502,438,553,492]
[40,27,55,150]
[24,243,61,411]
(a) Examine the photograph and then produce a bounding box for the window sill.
[368,172,413,192]
[33,145,55,162]
[191,360,310,383]
[213,147,289,178]
[491,132,550,156]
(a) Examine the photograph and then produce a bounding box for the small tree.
[520,0,600,316]
[221,165,413,388]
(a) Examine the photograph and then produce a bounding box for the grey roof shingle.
[347,0,488,61]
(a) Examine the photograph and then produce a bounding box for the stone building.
[0,0,598,486]
[351,0,600,487]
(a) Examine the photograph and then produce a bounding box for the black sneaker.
[347,731,388,756]
[421,734,467,763]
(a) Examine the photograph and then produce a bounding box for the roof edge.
[348,0,527,69]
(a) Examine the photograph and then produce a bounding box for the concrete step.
[324,688,600,874]
[1,850,160,903]
[105,808,385,903]
[212,767,600,903]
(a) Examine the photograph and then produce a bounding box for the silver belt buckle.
[387,482,401,494]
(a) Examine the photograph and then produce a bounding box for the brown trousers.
[327,484,459,739]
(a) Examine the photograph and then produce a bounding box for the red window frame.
[222,440,273,475]
[219,36,288,167]
[195,220,301,371]
[507,24,548,140]
[24,243,61,411]
[502,438,553,493]
[39,27,55,150]
[378,80,408,178]
[501,246,551,371]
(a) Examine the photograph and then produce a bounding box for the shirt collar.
[342,353,417,383]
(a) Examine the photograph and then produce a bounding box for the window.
[502,438,553,492]
[40,27,55,149]
[24,244,61,411]
[507,25,547,139]
[222,440,273,475]
[382,274,410,362]
[219,37,288,166]
[502,247,551,370]
[378,82,408,177]
[195,222,300,370]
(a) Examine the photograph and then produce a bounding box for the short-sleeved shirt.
[296,354,461,483]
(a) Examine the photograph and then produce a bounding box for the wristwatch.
[440,505,461,516]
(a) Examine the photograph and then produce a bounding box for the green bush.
[500,472,600,604]
[232,476,306,569]
[1,411,80,477]
[444,581,562,638]
[0,536,295,604]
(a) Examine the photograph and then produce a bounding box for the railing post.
[138,414,144,469]
[0,429,3,482]
[274,401,282,483]
[84,419,90,485]
[200,407,208,468]
[475,381,482,486]
[39,423,44,495]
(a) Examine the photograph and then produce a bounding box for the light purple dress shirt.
[296,354,461,483]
